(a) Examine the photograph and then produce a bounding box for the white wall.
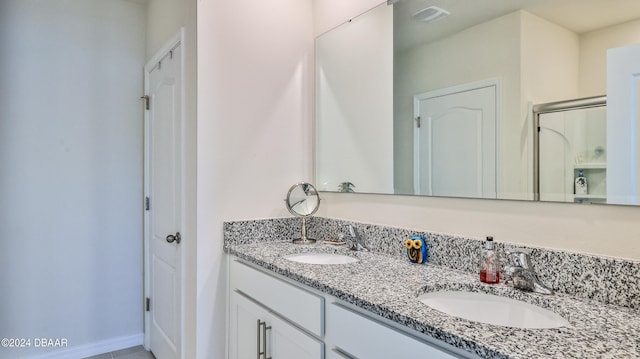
[520,11,580,197]
[181,1,198,358]
[197,0,314,358]
[146,0,186,59]
[0,1,146,357]
[316,3,393,193]
[314,0,640,261]
[521,11,580,105]
[579,19,640,97]
[313,0,383,35]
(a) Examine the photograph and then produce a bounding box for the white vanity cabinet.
[229,292,323,359]
[228,259,324,359]
[228,256,472,359]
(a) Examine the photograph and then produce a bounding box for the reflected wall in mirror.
[315,0,640,205]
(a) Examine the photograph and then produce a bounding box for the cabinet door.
[229,291,323,359]
[268,313,323,359]
[229,291,262,359]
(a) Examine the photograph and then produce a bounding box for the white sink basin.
[284,253,359,265]
[417,291,569,329]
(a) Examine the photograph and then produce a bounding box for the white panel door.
[414,83,497,198]
[145,35,183,359]
[607,43,640,205]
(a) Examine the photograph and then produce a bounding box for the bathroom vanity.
[228,258,461,359]
[224,218,640,359]
[225,218,640,359]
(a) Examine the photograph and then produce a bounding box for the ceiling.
[393,0,640,53]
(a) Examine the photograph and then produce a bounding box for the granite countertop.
[225,240,640,359]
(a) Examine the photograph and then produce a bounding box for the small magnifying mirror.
[285,182,320,244]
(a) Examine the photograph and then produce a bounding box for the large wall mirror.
[315,0,640,205]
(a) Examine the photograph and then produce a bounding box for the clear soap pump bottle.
[479,236,500,284]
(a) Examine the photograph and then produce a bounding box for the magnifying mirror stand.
[293,217,316,244]
[285,182,320,244]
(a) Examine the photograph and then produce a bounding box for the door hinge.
[141,95,150,110]
[146,297,151,312]
[415,116,421,128]
[145,196,150,211]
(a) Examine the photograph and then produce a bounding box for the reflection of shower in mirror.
[534,96,607,204]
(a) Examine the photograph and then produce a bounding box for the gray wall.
[0,1,146,357]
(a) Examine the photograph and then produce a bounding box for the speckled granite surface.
[224,217,640,309]
[223,217,640,358]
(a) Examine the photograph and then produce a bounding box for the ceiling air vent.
[411,6,450,23]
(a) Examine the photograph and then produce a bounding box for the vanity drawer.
[230,259,324,337]
[327,302,462,359]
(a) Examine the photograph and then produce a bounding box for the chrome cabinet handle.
[257,320,272,359]
[256,320,261,359]
[264,323,271,359]
[166,232,181,244]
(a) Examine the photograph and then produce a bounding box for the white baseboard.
[27,333,144,359]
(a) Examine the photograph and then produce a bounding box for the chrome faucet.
[345,225,368,252]
[504,249,554,295]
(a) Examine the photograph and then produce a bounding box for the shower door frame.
[532,95,607,201]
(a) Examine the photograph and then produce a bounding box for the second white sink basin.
[417,291,569,329]
[285,252,359,265]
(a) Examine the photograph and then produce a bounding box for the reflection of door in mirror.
[607,43,640,205]
[413,80,498,199]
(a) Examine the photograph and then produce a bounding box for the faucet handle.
[506,247,531,255]
[346,224,357,237]
[506,249,534,270]
[505,248,554,295]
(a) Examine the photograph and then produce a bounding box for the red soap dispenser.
[479,236,500,284]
